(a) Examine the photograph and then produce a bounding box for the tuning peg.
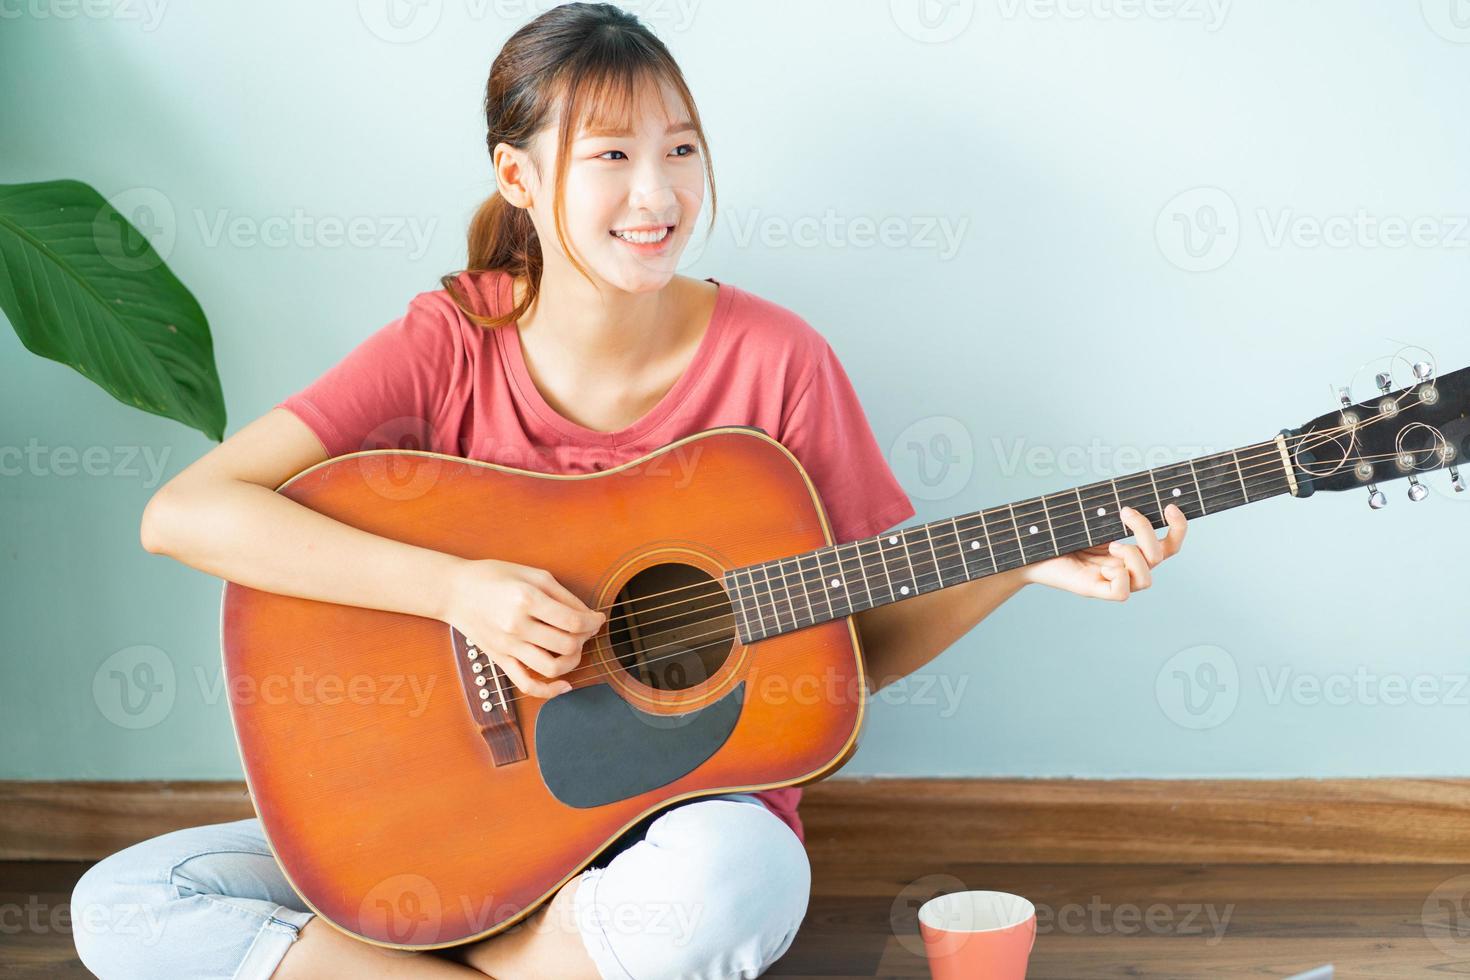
[1375,372,1393,394]
[1451,465,1465,493]
[1413,361,1435,382]
[1337,386,1353,408]
[1367,482,1387,509]
[1407,475,1429,501]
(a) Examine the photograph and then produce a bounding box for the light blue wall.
[4,0,1468,781]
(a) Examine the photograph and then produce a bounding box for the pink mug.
[918,890,1037,979]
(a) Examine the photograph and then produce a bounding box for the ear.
[492,142,535,209]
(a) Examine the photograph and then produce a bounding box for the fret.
[860,535,896,606]
[947,517,975,583]
[877,530,916,597]
[794,552,822,628]
[762,562,794,636]
[1038,494,1061,555]
[932,521,960,589]
[945,512,992,583]
[1047,489,1090,554]
[893,528,917,590]
[738,567,760,640]
[1185,458,1207,515]
[1143,468,1167,526]
[1191,451,1246,513]
[1109,478,1126,533]
[844,540,876,612]
[903,525,943,593]
[1073,480,1118,541]
[1075,487,1093,547]
[976,509,999,573]
[1152,461,1205,522]
[1112,476,1160,530]
[1231,449,1251,503]
[728,569,753,642]
[986,504,1024,573]
[811,546,842,620]
[1009,497,1056,566]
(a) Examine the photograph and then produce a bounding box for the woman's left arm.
[854,503,1189,693]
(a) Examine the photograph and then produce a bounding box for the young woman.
[70,4,1187,978]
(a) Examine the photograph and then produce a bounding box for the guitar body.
[221,426,868,949]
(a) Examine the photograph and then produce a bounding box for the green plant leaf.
[0,179,226,441]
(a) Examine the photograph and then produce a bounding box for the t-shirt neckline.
[496,272,733,447]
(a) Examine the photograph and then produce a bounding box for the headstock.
[1285,353,1470,503]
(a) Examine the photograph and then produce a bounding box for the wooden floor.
[7,859,1467,978]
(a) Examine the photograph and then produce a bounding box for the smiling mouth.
[610,225,674,244]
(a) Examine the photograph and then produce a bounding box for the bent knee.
[70,851,173,979]
[666,800,811,935]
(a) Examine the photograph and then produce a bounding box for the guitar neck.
[726,431,1304,643]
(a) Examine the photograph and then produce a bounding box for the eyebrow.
[578,119,696,139]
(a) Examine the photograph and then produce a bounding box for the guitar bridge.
[449,627,527,766]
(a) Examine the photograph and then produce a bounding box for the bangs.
[554,42,695,144]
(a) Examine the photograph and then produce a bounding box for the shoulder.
[703,276,832,393]
[386,269,510,355]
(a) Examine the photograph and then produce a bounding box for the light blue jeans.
[69,792,810,980]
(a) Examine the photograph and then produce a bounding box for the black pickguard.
[535,682,745,808]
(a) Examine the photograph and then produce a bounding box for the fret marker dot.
[970,541,979,550]
[1096,507,1106,516]
[829,578,842,588]
[900,585,910,595]
[1171,487,1182,497]
[888,535,898,544]
[1028,525,1038,534]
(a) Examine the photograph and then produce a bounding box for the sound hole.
[608,563,734,691]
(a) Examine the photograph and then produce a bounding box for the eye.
[672,143,697,158]
[597,149,628,161]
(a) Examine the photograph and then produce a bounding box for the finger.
[536,572,604,623]
[529,587,605,636]
[1111,541,1152,590]
[1120,506,1164,565]
[492,649,567,698]
[1161,502,1189,558]
[521,619,589,664]
[1101,562,1130,601]
[506,637,564,679]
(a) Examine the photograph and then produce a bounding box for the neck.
[513,265,682,367]
[725,433,1302,643]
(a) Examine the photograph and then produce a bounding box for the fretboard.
[724,435,1298,643]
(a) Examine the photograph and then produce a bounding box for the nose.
[629,161,678,214]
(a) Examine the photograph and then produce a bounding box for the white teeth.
[612,226,669,244]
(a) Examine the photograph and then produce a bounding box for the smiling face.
[503,75,707,294]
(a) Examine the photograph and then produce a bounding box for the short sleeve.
[778,338,916,543]
[275,294,459,458]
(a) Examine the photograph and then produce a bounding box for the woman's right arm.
[140,407,603,697]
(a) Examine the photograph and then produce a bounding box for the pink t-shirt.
[275,269,916,844]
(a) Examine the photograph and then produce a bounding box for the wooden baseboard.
[5,777,1469,863]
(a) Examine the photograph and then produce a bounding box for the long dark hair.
[441,2,718,329]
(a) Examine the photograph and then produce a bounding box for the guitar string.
[553,395,1423,630]
[467,439,1445,707]
[471,456,1294,702]
[467,404,1437,702]
[562,404,1402,622]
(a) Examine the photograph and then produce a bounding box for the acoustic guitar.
[221,358,1469,949]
